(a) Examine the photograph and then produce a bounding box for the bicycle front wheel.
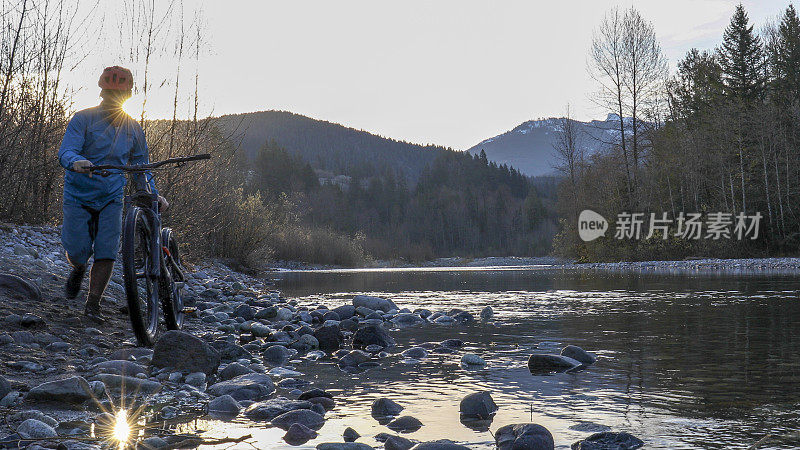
[160,228,185,330]
[122,206,160,346]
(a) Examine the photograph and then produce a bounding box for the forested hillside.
[215,111,446,183]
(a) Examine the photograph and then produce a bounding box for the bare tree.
[553,105,584,223]
[590,7,631,201]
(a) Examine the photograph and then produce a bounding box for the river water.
[201,266,800,449]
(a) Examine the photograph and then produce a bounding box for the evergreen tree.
[771,4,800,105]
[718,4,765,101]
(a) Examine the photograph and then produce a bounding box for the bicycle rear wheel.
[122,206,160,346]
[160,228,184,330]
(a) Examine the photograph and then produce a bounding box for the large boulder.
[314,323,343,351]
[152,330,220,375]
[459,391,498,419]
[27,376,93,404]
[0,273,41,302]
[495,423,554,450]
[353,295,398,313]
[571,432,644,449]
[244,397,313,421]
[560,345,597,365]
[271,409,325,431]
[207,373,275,401]
[527,354,581,374]
[353,324,396,349]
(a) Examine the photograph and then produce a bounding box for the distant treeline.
[554,4,800,261]
[249,141,556,263]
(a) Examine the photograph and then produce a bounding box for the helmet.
[98,66,133,90]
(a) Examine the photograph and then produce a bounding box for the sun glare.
[113,409,130,446]
[122,98,141,120]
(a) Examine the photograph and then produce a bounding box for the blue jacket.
[58,106,157,208]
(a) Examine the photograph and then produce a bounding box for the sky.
[68,0,794,150]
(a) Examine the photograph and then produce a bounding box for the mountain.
[214,110,448,183]
[467,114,625,176]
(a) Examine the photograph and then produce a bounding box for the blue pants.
[62,199,123,265]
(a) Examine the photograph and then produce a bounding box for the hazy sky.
[70,0,793,150]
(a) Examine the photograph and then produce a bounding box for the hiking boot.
[65,265,86,299]
[83,293,104,324]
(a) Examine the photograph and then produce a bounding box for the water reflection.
[195,268,800,449]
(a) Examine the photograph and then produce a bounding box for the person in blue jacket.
[58,66,167,322]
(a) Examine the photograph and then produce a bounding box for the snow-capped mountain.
[468,114,625,177]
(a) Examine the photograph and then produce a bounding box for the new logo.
[578,210,608,242]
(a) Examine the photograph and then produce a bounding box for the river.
[201,265,800,449]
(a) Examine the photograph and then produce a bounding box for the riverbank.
[0,223,632,449]
[272,253,800,276]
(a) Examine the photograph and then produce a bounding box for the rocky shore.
[0,224,642,449]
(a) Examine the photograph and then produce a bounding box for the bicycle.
[88,154,210,346]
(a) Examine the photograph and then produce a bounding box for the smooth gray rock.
[372,398,404,417]
[317,444,374,450]
[92,374,163,395]
[271,409,325,430]
[283,422,318,445]
[339,350,371,367]
[93,360,147,377]
[527,354,581,373]
[480,306,493,321]
[314,323,343,351]
[0,375,10,399]
[208,394,241,419]
[385,436,415,450]
[342,426,360,442]
[220,363,255,381]
[561,345,597,365]
[401,347,428,359]
[16,419,57,439]
[387,416,423,433]
[263,345,292,366]
[570,432,644,449]
[460,353,486,366]
[459,391,498,419]
[244,397,313,421]
[185,372,207,388]
[207,373,275,401]
[353,324,395,349]
[332,305,356,320]
[412,441,470,450]
[152,330,220,375]
[495,423,555,450]
[392,313,425,327]
[0,273,41,301]
[141,436,169,448]
[27,376,93,404]
[353,295,398,313]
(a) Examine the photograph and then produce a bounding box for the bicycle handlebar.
[88,154,211,173]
